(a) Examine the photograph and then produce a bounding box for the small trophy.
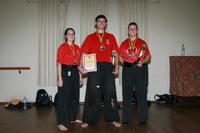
[111,50,117,72]
[134,44,146,64]
[111,50,117,66]
[110,98,115,110]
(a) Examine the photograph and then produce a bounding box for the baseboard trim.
[0,101,155,105]
[0,102,35,105]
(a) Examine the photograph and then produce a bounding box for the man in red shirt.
[79,15,121,128]
[119,22,151,126]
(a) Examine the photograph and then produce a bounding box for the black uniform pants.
[122,62,148,123]
[57,65,80,125]
[82,62,120,124]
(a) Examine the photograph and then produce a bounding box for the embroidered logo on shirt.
[106,39,110,45]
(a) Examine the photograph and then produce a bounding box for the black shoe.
[122,122,128,126]
[140,121,146,126]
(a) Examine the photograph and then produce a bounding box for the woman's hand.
[137,61,143,67]
[58,79,63,87]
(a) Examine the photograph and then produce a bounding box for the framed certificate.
[83,53,97,72]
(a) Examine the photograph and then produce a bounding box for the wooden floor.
[0,103,200,133]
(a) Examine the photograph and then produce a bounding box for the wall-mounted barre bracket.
[0,67,30,74]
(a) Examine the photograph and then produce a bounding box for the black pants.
[82,62,120,124]
[122,62,148,123]
[57,65,80,125]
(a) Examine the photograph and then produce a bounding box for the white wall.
[0,0,38,102]
[0,0,200,102]
[148,0,200,100]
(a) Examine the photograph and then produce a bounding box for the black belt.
[62,64,78,69]
[123,61,137,67]
[123,61,147,67]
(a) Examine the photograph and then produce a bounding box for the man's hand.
[80,77,83,86]
[112,67,119,75]
[78,66,88,75]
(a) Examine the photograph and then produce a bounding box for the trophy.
[134,44,146,64]
[111,50,117,66]
[111,50,117,72]
[110,98,115,110]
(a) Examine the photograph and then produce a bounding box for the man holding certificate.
[119,22,151,126]
[79,15,121,128]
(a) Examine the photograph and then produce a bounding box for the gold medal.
[128,53,136,58]
[73,60,77,64]
[128,37,138,58]
[99,45,105,51]
[128,49,136,58]
[128,53,132,58]
[97,32,106,51]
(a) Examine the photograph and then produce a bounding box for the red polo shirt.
[81,32,119,63]
[57,42,81,65]
[119,37,150,63]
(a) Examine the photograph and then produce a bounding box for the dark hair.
[64,28,75,36]
[64,28,75,42]
[128,22,138,30]
[95,14,107,22]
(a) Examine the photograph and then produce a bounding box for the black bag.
[154,94,172,104]
[4,99,23,109]
[35,89,52,106]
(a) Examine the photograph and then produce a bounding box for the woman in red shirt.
[119,22,151,126]
[56,28,82,131]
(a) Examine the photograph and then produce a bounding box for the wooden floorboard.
[0,104,200,133]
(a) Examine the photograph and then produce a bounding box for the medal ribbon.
[67,43,75,57]
[129,37,137,51]
[97,32,105,43]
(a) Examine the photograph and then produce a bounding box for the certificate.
[83,53,97,72]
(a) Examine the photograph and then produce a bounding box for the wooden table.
[169,56,200,103]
